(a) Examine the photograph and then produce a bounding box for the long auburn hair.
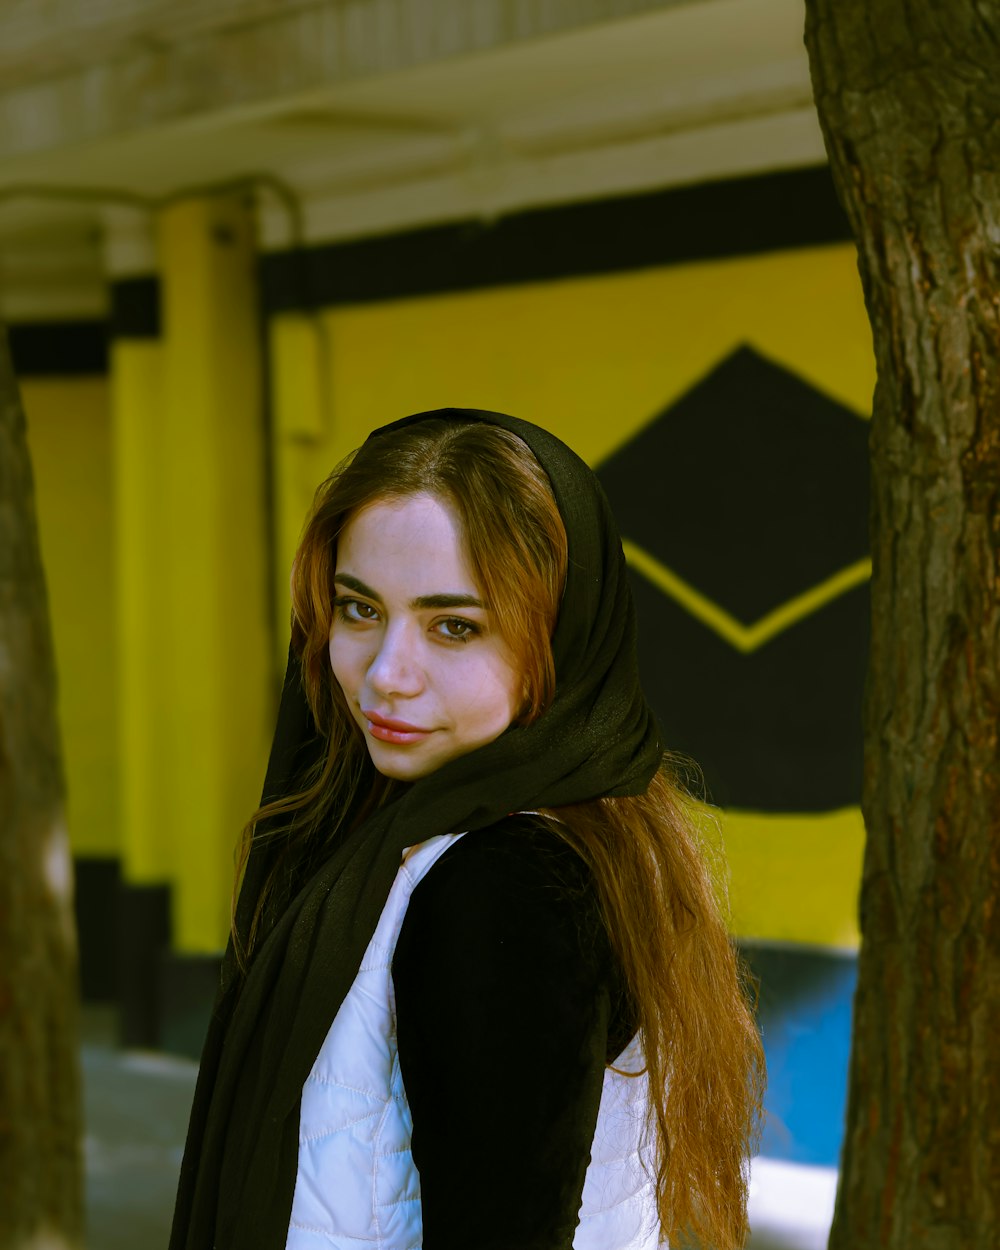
[236,417,764,1250]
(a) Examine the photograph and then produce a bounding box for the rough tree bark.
[804,4,1000,1249]
[0,323,83,1247]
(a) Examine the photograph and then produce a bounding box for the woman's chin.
[365,740,441,782]
[364,727,507,782]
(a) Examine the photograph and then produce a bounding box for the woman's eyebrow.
[334,574,484,612]
[413,593,485,610]
[334,572,382,601]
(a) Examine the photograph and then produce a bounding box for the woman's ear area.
[513,673,537,726]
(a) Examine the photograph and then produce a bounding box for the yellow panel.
[720,807,865,950]
[310,240,873,473]
[271,314,327,442]
[21,376,120,858]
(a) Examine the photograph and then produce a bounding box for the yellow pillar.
[157,193,274,953]
[111,333,174,885]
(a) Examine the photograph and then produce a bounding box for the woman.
[170,408,765,1250]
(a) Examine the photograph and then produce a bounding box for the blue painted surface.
[740,942,857,1168]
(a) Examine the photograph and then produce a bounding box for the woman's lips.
[362,709,433,745]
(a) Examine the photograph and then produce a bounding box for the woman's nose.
[366,625,424,698]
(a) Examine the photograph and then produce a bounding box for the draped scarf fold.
[169,408,661,1249]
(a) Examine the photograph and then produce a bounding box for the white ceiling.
[0,0,823,317]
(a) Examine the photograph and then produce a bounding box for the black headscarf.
[169,408,661,1250]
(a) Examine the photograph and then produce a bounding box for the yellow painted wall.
[271,241,874,949]
[21,375,120,859]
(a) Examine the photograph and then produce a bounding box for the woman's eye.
[334,597,378,623]
[436,617,479,642]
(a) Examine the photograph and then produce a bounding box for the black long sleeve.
[392,816,632,1250]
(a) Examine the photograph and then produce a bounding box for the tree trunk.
[0,323,83,1247]
[803,4,1000,1248]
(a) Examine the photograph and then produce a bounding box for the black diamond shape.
[597,345,870,623]
[597,346,870,811]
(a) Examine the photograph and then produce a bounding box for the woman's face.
[329,492,522,781]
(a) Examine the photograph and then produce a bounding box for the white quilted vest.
[286,833,660,1250]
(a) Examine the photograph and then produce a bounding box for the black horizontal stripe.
[8,320,108,376]
[260,164,849,312]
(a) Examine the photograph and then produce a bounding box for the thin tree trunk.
[0,323,83,1247]
[804,4,1000,1248]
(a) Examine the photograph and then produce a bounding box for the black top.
[392,816,634,1249]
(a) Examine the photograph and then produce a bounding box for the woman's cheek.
[328,632,353,690]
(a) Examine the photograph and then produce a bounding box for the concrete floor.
[82,1007,197,1250]
[80,1007,836,1250]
